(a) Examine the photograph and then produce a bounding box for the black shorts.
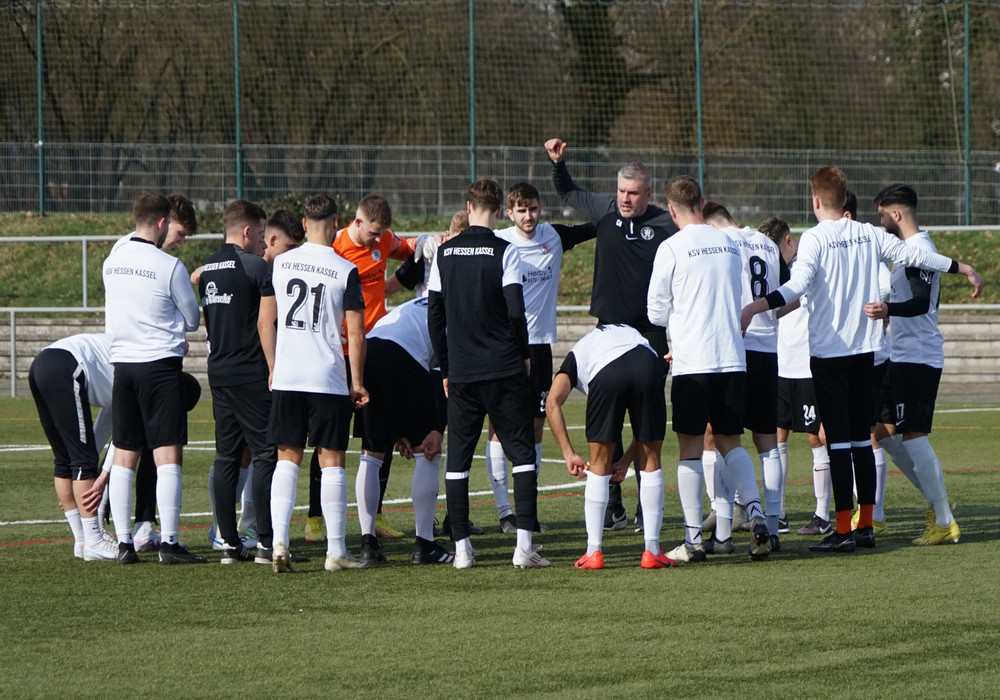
[211,380,276,469]
[446,373,535,474]
[269,390,353,451]
[810,353,873,446]
[112,357,187,451]
[877,362,941,434]
[28,348,101,480]
[777,377,820,434]
[671,371,745,437]
[870,359,889,427]
[585,346,666,444]
[360,339,442,447]
[744,350,778,434]
[528,344,553,417]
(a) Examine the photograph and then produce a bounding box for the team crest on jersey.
[203,281,233,305]
[640,227,654,241]
[371,249,382,262]
[615,219,623,228]
[540,244,549,254]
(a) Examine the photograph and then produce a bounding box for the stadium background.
[2,0,1000,225]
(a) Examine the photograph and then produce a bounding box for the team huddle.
[29,139,983,571]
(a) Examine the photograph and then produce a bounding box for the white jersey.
[368,296,436,371]
[411,234,442,298]
[48,333,115,450]
[647,223,745,376]
[873,263,891,365]
[270,242,362,395]
[102,237,199,362]
[724,225,780,353]
[493,223,564,345]
[776,258,812,379]
[889,232,943,368]
[563,324,656,395]
[774,218,954,359]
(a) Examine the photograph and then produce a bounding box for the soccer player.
[742,166,982,553]
[262,194,369,573]
[485,182,594,533]
[544,137,677,532]
[101,192,203,565]
[759,218,833,537]
[866,183,960,546]
[199,199,277,565]
[29,333,117,561]
[702,201,785,552]
[546,324,671,569]
[648,176,770,563]
[427,177,546,569]
[359,297,453,565]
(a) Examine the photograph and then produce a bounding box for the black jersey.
[552,161,677,332]
[199,242,274,386]
[427,225,530,383]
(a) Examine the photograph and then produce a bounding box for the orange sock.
[835,510,852,534]
[857,504,873,529]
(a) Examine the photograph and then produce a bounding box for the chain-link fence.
[2,0,999,224]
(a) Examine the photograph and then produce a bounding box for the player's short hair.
[167,193,198,236]
[357,194,392,227]
[304,194,338,222]
[702,200,734,225]
[133,192,171,228]
[466,178,504,213]
[506,182,540,210]
[222,200,267,235]
[449,210,469,234]
[758,217,791,244]
[664,175,702,212]
[267,209,305,243]
[618,162,651,190]
[843,190,858,219]
[873,183,918,210]
[809,166,848,211]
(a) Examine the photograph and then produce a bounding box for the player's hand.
[442,377,449,398]
[184,340,190,356]
[80,471,110,512]
[565,453,587,478]
[741,299,767,335]
[524,358,531,376]
[352,385,369,409]
[664,350,673,364]
[544,138,566,163]
[966,266,983,298]
[396,437,414,460]
[864,301,888,320]
[609,459,630,483]
[414,430,444,461]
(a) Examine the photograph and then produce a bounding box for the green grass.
[2,396,999,698]
[2,212,994,308]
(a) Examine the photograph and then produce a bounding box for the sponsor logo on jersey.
[371,249,382,262]
[523,266,553,285]
[443,246,494,257]
[203,281,233,305]
[640,226,654,241]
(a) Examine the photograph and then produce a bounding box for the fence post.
[468,0,476,181]
[36,0,45,217]
[694,0,704,190]
[9,311,16,398]
[963,0,971,226]
[234,0,243,200]
[82,240,88,307]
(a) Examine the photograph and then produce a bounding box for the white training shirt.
[368,296,436,371]
[889,232,944,368]
[773,218,954,359]
[873,262,891,365]
[102,237,200,362]
[493,223,564,345]
[776,258,812,379]
[46,332,115,449]
[724,225,780,353]
[270,242,361,395]
[647,223,745,375]
[563,324,657,395]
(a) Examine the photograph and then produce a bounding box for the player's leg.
[668,374,710,561]
[444,381,485,567]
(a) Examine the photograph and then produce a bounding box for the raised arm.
[545,138,616,224]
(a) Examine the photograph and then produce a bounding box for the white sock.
[516,528,533,552]
[109,465,135,544]
[723,448,764,521]
[486,440,512,519]
[702,449,717,503]
[411,454,439,541]
[879,433,925,501]
[238,460,256,532]
[712,458,733,540]
[639,469,664,555]
[270,460,299,548]
[761,448,782,536]
[584,472,610,555]
[676,459,704,547]
[355,454,381,536]
[64,508,84,548]
[873,447,887,522]
[156,463,182,546]
[904,436,954,527]
[321,467,348,559]
[777,442,790,517]
[811,445,831,518]
[81,515,103,549]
